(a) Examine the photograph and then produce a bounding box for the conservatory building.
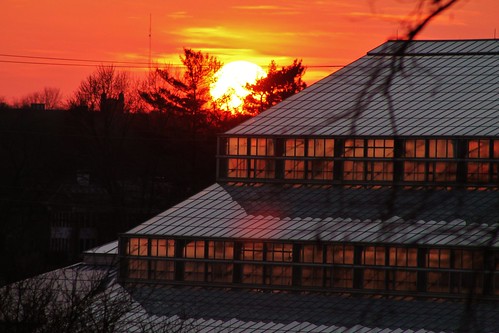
[116,39,499,301]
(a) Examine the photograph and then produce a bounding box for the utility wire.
[0,59,150,69]
[0,53,151,65]
[0,53,344,69]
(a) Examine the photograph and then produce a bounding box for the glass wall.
[220,136,499,187]
[121,236,499,297]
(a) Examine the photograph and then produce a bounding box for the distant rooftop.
[227,39,499,137]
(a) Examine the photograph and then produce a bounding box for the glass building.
[115,39,499,301]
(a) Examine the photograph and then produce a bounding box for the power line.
[0,53,151,65]
[0,53,345,69]
[0,59,150,69]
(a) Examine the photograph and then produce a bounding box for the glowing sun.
[211,61,266,110]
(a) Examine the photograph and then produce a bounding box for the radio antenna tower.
[149,13,152,70]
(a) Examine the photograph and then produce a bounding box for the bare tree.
[0,264,202,333]
[68,65,144,113]
[14,87,63,110]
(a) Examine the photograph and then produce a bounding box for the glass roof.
[227,39,499,137]
[125,183,499,247]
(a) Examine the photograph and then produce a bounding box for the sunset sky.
[1,0,497,104]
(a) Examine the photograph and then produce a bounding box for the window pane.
[208,241,234,260]
[302,245,323,263]
[367,139,394,158]
[128,238,148,256]
[242,242,264,261]
[250,159,275,179]
[428,140,455,158]
[250,138,274,156]
[468,139,490,158]
[404,161,426,181]
[302,267,324,287]
[228,137,247,155]
[308,139,334,157]
[343,139,364,157]
[467,162,490,183]
[307,160,333,180]
[343,161,364,180]
[208,263,233,283]
[227,158,247,178]
[184,240,205,259]
[404,139,426,158]
[285,139,305,157]
[284,160,305,179]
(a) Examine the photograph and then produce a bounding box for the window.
[302,244,323,264]
[367,139,394,158]
[226,137,275,180]
[363,246,386,266]
[284,160,305,179]
[128,238,148,256]
[453,249,483,270]
[362,246,386,290]
[343,139,394,182]
[227,158,247,178]
[266,265,292,286]
[343,160,364,181]
[326,244,354,289]
[128,259,148,279]
[285,139,305,157]
[389,247,417,267]
[307,160,333,180]
[184,261,205,282]
[208,241,234,260]
[227,137,247,155]
[250,138,274,156]
[388,247,417,291]
[241,264,263,284]
[302,266,325,287]
[343,139,364,157]
[404,139,457,183]
[150,239,175,257]
[467,139,498,183]
[308,139,334,157]
[327,244,354,264]
[207,263,233,283]
[241,242,264,261]
[150,260,174,280]
[428,140,456,182]
[184,240,205,259]
[266,243,293,262]
[427,248,451,293]
[284,139,306,180]
[307,139,334,180]
[302,244,325,287]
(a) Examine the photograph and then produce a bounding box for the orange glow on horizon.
[0,0,497,103]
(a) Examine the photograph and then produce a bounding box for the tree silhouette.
[68,65,143,113]
[140,48,222,130]
[15,87,63,110]
[244,59,306,115]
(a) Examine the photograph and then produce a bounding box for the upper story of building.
[216,39,499,188]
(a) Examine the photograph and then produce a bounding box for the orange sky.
[0,0,497,103]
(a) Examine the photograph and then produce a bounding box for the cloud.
[232,4,299,16]
[232,5,281,10]
[168,11,190,19]
[347,11,409,23]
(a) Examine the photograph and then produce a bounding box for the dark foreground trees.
[0,265,196,333]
